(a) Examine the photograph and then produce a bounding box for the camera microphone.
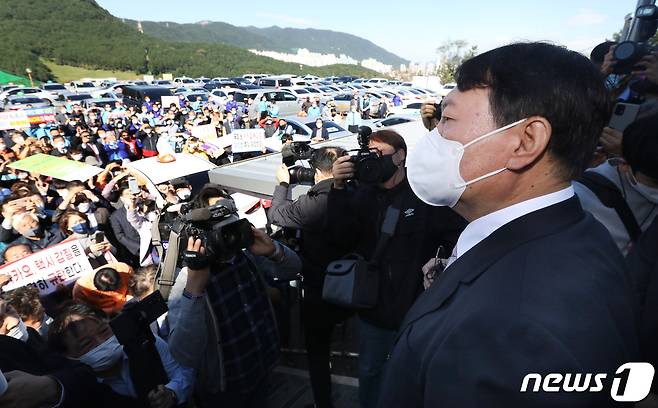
[185,208,211,222]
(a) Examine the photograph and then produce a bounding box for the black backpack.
[579,171,642,242]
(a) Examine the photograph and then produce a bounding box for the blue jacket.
[307,106,321,120]
[379,197,638,408]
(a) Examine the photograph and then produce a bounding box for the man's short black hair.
[66,180,86,191]
[456,42,611,180]
[93,267,121,292]
[622,113,658,180]
[48,303,106,353]
[311,146,347,173]
[590,41,616,65]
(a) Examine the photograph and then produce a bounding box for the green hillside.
[126,19,409,67]
[0,0,379,82]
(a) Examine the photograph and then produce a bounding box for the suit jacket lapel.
[400,197,586,330]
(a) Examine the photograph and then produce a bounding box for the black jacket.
[0,335,142,408]
[110,206,141,256]
[379,197,639,408]
[626,216,658,391]
[326,178,466,329]
[268,178,349,289]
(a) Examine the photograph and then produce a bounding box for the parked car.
[0,87,56,104]
[234,89,300,116]
[68,81,100,93]
[280,87,313,101]
[438,82,456,97]
[81,97,120,109]
[242,74,267,83]
[257,76,293,88]
[122,86,173,108]
[366,78,389,86]
[152,80,176,90]
[51,92,92,108]
[181,92,209,104]
[2,96,52,110]
[280,116,351,140]
[173,77,197,85]
[41,82,68,97]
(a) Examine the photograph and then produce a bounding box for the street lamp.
[25,68,34,87]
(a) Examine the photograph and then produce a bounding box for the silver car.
[280,116,352,140]
[2,95,52,110]
[234,89,301,117]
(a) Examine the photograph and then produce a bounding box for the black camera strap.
[370,194,404,265]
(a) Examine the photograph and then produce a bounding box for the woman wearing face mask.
[102,133,130,162]
[311,119,329,143]
[59,210,116,267]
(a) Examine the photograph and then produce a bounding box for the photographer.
[574,113,658,255]
[166,184,301,408]
[268,146,352,408]
[328,130,466,408]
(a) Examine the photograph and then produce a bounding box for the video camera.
[281,141,316,185]
[613,0,658,74]
[159,199,254,269]
[346,126,385,184]
[110,291,169,401]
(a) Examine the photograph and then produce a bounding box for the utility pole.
[25,68,34,87]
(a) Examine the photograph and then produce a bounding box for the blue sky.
[97,0,633,62]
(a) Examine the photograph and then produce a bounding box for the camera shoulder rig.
[153,217,185,301]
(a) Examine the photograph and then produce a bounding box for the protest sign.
[26,108,56,125]
[108,110,126,120]
[161,96,179,109]
[8,154,103,181]
[0,239,94,296]
[191,124,217,140]
[125,153,217,185]
[232,129,266,153]
[0,111,29,130]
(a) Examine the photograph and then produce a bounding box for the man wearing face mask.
[574,113,658,255]
[4,212,65,251]
[328,130,466,408]
[48,303,193,407]
[378,42,639,408]
[49,135,68,157]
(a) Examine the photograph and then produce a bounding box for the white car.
[387,102,424,118]
[366,78,389,86]
[41,83,69,97]
[438,83,456,97]
[281,87,313,101]
[67,81,101,93]
[209,89,239,104]
[0,87,56,104]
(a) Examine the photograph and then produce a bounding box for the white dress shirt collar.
[453,186,575,261]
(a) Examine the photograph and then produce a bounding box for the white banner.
[161,96,180,109]
[0,239,94,295]
[232,129,266,153]
[0,111,29,130]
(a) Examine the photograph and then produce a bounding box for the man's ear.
[505,116,551,171]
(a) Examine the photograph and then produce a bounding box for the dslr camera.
[346,126,385,184]
[613,1,658,74]
[281,141,316,185]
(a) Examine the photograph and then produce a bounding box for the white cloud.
[567,8,608,27]
[255,12,315,26]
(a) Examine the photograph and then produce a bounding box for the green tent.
[0,70,32,87]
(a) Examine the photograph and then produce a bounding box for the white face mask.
[7,320,29,342]
[146,212,158,222]
[79,335,123,372]
[78,202,91,213]
[177,189,191,200]
[407,119,526,207]
[626,171,658,204]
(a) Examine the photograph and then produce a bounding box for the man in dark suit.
[379,42,639,407]
[109,187,141,266]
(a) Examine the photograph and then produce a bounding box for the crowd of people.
[0,37,656,408]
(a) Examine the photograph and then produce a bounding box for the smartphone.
[93,231,105,244]
[128,177,140,194]
[608,102,641,132]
